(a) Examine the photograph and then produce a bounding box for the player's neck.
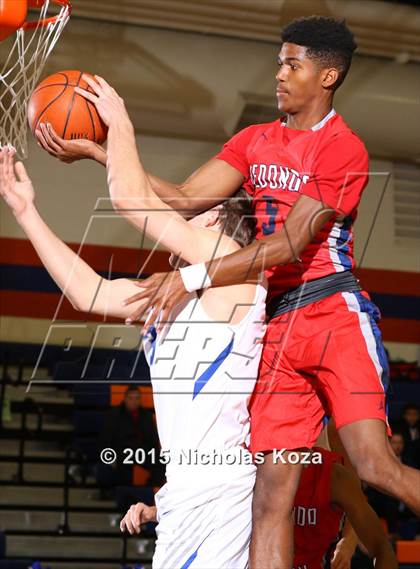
[285,102,334,131]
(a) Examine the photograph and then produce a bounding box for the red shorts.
[249,290,390,452]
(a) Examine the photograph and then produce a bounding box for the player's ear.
[322,68,339,90]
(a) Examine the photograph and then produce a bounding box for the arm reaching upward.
[0,148,146,321]
[36,121,240,214]
[36,81,244,216]
[74,75,242,265]
[145,159,244,214]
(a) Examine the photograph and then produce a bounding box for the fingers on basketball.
[35,125,56,156]
[80,74,104,97]
[28,70,108,145]
[45,123,65,145]
[94,75,117,95]
[40,124,61,152]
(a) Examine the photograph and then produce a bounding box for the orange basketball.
[27,70,108,144]
[0,0,27,41]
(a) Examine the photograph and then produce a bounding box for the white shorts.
[153,451,256,569]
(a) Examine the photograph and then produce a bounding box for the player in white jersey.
[0,78,266,568]
[141,267,266,568]
[82,77,267,569]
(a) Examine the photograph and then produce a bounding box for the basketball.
[27,70,108,144]
[0,0,27,41]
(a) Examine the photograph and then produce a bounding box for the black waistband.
[267,271,361,320]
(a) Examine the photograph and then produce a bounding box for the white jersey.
[143,283,266,569]
[142,283,267,458]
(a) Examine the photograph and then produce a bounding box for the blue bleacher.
[53,356,151,385]
[53,361,110,382]
[52,360,84,382]
[73,410,106,436]
[73,382,110,407]
[108,358,151,384]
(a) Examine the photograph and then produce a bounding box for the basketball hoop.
[0,0,71,158]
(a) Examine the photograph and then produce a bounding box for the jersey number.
[261,195,279,236]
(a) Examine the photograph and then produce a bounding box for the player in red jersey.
[293,447,397,569]
[36,15,420,569]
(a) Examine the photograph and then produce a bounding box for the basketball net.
[0,1,71,158]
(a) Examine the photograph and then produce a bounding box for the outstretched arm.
[123,193,334,325]
[0,148,146,320]
[35,112,243,216]
[331,463,398,569]
[145,159,244,214]
[203,193,333,285]
[74,76,239,264]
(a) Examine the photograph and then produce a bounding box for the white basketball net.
[0,1,70,158]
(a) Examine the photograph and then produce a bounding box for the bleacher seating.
[0,353,156,567]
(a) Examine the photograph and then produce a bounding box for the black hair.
[219,188,256,247]
[281,16,357,90]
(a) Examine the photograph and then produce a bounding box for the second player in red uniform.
[293,447,396,569]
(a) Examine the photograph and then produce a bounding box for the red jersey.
[216,112,369,299]
[293,448,344,569]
